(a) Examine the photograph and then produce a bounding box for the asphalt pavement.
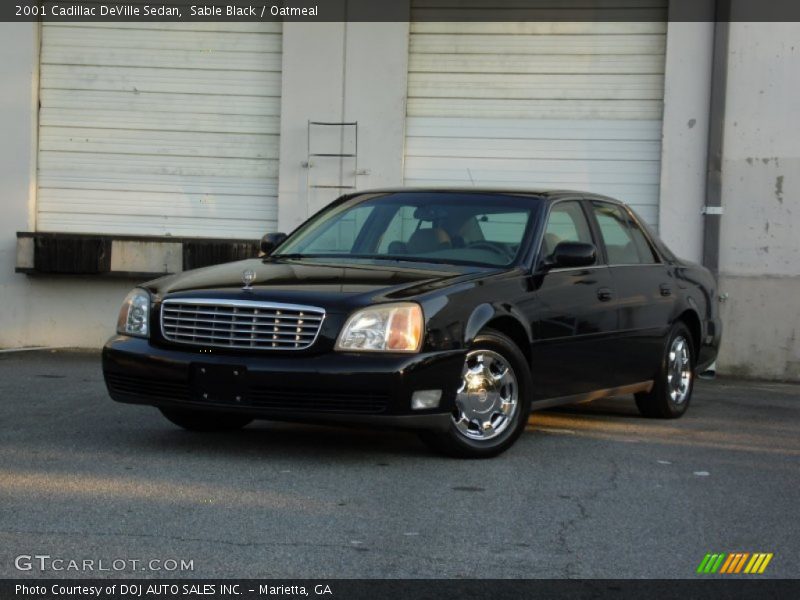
[1,350,798,579]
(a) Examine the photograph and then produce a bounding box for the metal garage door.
[404,17,667,227]
[37,22,282,238]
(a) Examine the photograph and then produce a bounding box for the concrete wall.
[716,22,800,380]
[658,21,714,263]
[277,18,409,232]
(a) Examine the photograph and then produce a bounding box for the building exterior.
[0,9,797,380]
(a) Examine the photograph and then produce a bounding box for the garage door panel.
[42,46,283,72]
[41,65,282,97]
[38,22,282,237]
[409,53,664,75]
[410,21,667,35]
[408,98,663,120]
[409,73,663,100]
[39,152,278,179]
[38,189,278,221]
[43,25,282,53]
[406,117,662,141]
[405,157,661,179]
[410,34,666,56]
[405,19,665,227]
[41,108,280,136]
[39,173,276,197]
[40,90,281,117]
[40,128,280,161]
[35,213,271,239]
[406,138,662,161]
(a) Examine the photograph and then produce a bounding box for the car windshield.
[273,192,539,267]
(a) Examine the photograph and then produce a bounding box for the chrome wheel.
[667,336,692,404]
[453,349,519,441]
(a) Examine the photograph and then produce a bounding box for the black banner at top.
[2,0,800,22]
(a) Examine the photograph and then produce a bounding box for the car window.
[622,210,659,264]
[541,201,593,257]
[275,192,538,267]
[591,202,657,265]
[295,205,375,254]
[477,212,529,244]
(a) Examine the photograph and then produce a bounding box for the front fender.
[464,302,533,348]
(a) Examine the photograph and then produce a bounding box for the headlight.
[335,303,423,353]
[116,288,151,338]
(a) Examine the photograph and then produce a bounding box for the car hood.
[144,258,497,312]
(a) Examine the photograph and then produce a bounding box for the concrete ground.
[0,350,798,579]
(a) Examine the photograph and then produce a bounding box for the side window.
[591,202,656,265]
[541,201,594,258]
[622,210,659,264]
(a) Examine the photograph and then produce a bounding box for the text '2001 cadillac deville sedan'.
[103,189,721,457]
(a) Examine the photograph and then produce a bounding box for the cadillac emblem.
[241,269,256,290]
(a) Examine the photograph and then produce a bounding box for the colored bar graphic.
[758,553,773,574]
[719,553,736,573]
[697,554,713,574]
[698,552,773,575]
[734,553,749,573]
[711,554,725,573]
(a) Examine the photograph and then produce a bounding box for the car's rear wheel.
[159,408,253,432]
[635,322,694,419]
[420,329,532,458]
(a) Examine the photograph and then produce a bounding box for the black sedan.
[103,189,721,457]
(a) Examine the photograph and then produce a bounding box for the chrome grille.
[161,299,325,351]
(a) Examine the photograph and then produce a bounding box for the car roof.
[349,187,626,206]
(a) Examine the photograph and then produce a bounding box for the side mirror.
[550,241,597,269]
[260,232,287,255]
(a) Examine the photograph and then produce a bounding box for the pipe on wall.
[702,0,731,277]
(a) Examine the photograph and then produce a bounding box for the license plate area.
[191,364,247,404]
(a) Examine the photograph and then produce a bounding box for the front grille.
[247,387,390,414]
[106,372,190,402]
[161,299,325,351]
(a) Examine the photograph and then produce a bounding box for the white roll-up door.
[405,17,667,227]
[37,22,282,238]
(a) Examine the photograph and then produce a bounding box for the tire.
[159,408,253,432]
[635,322,695,419]
[420,329,532,458]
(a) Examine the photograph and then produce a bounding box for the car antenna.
[466,168,476,187]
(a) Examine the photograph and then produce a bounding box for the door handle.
[597,287,613,302]
[660,284,672,297]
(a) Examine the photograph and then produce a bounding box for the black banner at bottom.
[2,580,799,600]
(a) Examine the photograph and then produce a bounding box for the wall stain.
[687,118,696,129]
[775,175,784,203]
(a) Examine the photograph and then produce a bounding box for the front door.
[527,200,619,400]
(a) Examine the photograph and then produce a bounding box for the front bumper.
[102,336,464,431]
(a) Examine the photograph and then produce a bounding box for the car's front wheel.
[635,322,695,418]
[420,329,532,458]
[159,408,253,432]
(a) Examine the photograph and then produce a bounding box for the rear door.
[588,201,675,385]
[527,199,619,400]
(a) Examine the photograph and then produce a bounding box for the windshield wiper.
[270,253,313,260]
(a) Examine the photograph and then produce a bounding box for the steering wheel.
[465,241,515,260]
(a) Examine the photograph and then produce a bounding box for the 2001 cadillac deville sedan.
[103,189,721,457]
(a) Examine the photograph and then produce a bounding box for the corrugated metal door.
[405,18,667,227]
[37,22,282,238]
